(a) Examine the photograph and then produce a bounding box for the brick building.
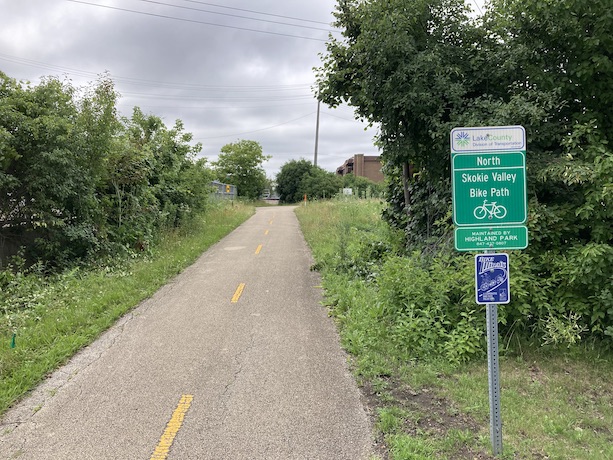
[336,154,384,183]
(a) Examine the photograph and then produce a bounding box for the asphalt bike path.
[0,206,374,459]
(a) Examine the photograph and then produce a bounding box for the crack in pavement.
[210,329,257,431]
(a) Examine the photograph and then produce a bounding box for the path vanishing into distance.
[0,206,374,459]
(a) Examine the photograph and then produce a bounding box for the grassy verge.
[296,199,613,460]
[0,202,253,415]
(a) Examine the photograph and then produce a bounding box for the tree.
[0,72,119,265]
[342,173,383,198]
[1,71,213,267]
[213,140,270,200]
[276,159,341,203]
[106,108,210,244]
[487,0,613,139]
[316,0,481,234]
[316,0,613,342]
[301,166,342,200]
[276,159,313,203]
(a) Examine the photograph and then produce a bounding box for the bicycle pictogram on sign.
[473,200,507,220]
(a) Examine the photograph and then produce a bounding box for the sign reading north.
[475,253,510,305]
[452,151,527,226]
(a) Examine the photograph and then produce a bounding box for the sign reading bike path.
[451,126,528,251]
[452,151,527,226]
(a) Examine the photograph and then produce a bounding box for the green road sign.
[455,226,528,251]
[452,151,527,226]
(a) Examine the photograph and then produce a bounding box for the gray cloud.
[0,0,379,177]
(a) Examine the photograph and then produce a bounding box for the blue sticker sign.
[475,253,510,305]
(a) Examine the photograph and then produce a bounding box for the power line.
[121,90,313,101]
[131,0,339,33]
[321,112,358,122]
[119,91,313,101]
[0,53,315,93]
[116,102,314,110]
[195,112,316,140]
[117,81,311,93]
[472,0,483,15]
[0,53,99,79]
[176,0,333,26]
[66,0,330,42]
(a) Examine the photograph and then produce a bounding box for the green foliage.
[386,434,436,460]
[0,72,107,264]
[487,0,613,137]
[276,158,342,203]
[300,201,484,363]
[300,165,342,200]
[299,193,613,460]
[341,173,384,198]
[1,72,214,269]
[213,139,270,200]
[317,0,613,345]
[318,0,480,177]
[276,159,313,203]
[377,253,483,363]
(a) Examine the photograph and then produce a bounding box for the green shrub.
[376,253,484,363]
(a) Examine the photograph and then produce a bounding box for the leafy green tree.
[300,166,342,201]
[341,173,383,198]
[276,159,313,203]
[487,0,613,139]
[1,71,213,267]
[103,107,208,247]
[316,0,613,344]
[0,72,119,265]
[317,0,481,235]
[276,159,341,203]
[213,140,270,200]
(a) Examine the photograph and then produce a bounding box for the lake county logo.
[455,131,470,147]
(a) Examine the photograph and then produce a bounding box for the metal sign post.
[451,126,528,457]
[486,302,503,455]
[475,252,509,456]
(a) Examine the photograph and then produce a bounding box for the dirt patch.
[360,377,497,460]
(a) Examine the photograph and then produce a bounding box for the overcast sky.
[0,0,484,178]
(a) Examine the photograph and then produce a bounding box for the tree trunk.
[402,162,411,217]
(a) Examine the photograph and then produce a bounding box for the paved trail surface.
[0,206,373,459]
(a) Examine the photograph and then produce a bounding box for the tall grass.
[297,199,613,460]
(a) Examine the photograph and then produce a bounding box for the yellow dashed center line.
[231,283,246,303]
[255,244,263,255]
[269,220,273,225]
[150,394,193,460]
[264,229,269,235]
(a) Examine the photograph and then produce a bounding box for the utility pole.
[314,99,320,167]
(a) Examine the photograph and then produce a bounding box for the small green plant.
[541,312,588,347]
